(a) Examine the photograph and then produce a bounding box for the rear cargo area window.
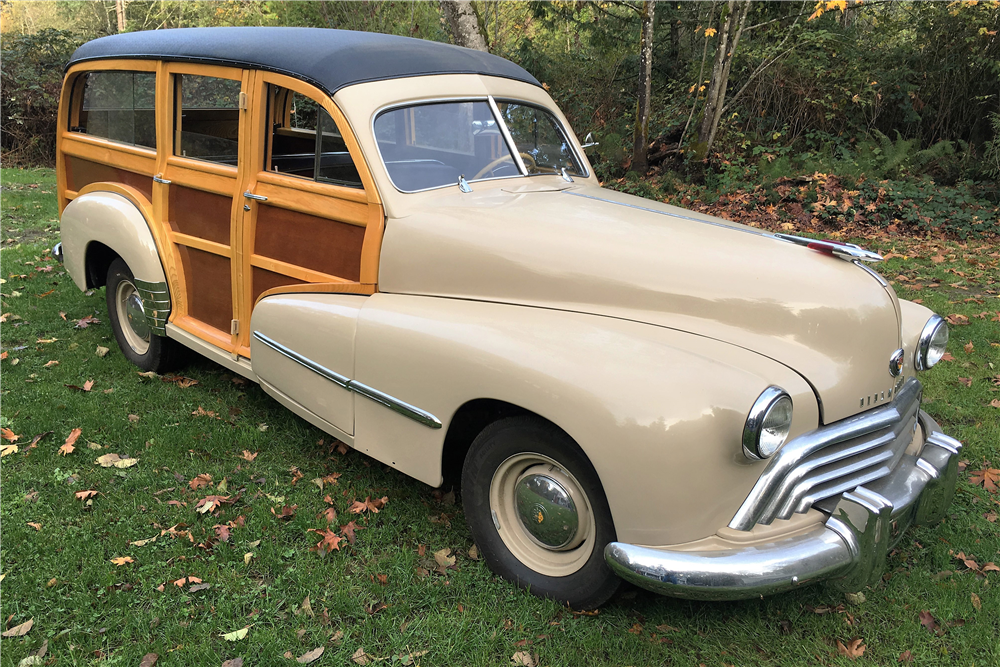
[78,71,156,149]
[175,74,241,165]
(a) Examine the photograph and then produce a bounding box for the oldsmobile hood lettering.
[380,183,901,423]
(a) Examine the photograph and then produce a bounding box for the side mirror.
[580,132,599,149]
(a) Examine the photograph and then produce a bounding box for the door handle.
[243,192,267,202]
[153,175,171,184]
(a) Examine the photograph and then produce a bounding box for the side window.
[175,74,241,165]
[77,71,156,149]
[267,86,363,189]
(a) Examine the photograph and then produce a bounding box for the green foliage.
[0,29,81,166]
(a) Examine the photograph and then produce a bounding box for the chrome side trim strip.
[252,331,349,388]
[562,190,770,238]
[349,380,443,429]
[251,331,442,429]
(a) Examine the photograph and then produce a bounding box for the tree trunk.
[115,0,126,33]
[695,0,751,158]
[630,0,656,174]
[439,1,488,52]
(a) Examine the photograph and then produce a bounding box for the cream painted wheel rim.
[116,279,150,355]
[489,452,596,577]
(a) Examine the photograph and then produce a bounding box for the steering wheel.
[473,152,537,180]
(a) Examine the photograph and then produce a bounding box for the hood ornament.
[774,233,883,263]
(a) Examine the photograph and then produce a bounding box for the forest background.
[2,0,999,238]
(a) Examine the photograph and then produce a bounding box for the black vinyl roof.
[68,27,541,95]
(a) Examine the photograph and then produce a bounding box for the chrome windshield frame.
[371,95,588,194]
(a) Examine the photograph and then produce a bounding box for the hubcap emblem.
[514,474,579,550]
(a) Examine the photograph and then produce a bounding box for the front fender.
[60,189,167,291]
[353,294,819,546]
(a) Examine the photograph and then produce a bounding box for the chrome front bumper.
[604,411,961,600]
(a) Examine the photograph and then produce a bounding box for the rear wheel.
[106,258,183,372]
[462,416,620,609]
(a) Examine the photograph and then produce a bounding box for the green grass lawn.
[2,167,998,666]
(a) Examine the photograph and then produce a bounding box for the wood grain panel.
[168,185,232,245]
[176,245,233,333]
[65,155,154,200]
[254,204,364,281]
[251,267,300,305]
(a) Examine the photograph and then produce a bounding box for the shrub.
[1,29,81,166]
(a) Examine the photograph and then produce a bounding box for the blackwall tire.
[462,416,620,609]
[105,258,183,373]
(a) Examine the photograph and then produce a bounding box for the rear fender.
[60,186,171,333]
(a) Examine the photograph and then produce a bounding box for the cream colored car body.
[62,70,939,557]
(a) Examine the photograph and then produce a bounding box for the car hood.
[379,183,902,423]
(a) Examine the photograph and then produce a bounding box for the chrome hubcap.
[125,291,150,340]
[116,279,150,355]
[515,473,579,549]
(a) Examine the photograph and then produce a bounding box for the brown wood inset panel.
[176,245,232,333]
[254,204,364,282]
[168,185,233,245]
[251,267,300,305]
[65,155,153,200]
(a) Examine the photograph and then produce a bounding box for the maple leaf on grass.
[240,450,258,462]
[968,467,1000,492]
[350,496,388,514]
[340,520,363,544]
[75,490,99,501]
[308,528,343,555]
[836,638,866,659]
[189,473,212,489]
[59,427,82,456]
[318,507,338,524]
[195,495,232,514]
[95,453,138,468]
[1,427,20,442]
[271,504,297,520]
[111,556,134,566]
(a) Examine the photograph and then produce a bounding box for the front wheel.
[106,258,183,372]
[462,416,620,609]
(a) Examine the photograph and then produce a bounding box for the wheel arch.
[60,185,170,294]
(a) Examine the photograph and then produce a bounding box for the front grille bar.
[729,378,922,531]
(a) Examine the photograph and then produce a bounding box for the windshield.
[494,101,584,177]
[374,98,584,193]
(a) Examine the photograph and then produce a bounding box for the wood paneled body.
[56,60,386,361]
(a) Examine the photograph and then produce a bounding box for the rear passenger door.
[158,64,252,354]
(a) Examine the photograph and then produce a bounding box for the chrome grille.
[729,378,922,531]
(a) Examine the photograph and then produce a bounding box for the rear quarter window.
[78,71,157,149]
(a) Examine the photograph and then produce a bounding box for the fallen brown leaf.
[75,490,98,501]
[836,638,866,659]
[308,528,343,555]
[945,313,969,326]
[351,647,371,665]
[27,522,41,531]
[511,651,537,667]
[964,341,974,354]
[1,427,20,442]
[1,618,33,637]
[221,659,243,667]
[75,315,100,328]
[240,450,258,462]
[111,556,134,566]
[434,548,456,568]
[189,474,213,490]
[969,468,1000,492]
[297,647,324,664]
[898,649,913,663]
[139,653,158,667]
[918,610,940,635]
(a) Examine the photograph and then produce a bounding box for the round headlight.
[743,387,793,460]
[915,315,949,371]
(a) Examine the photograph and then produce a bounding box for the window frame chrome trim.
[487,95,528,175]
[251,330,442,429]
[915,314,946,371]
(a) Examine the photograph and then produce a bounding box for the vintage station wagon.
[55,27,960,609]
